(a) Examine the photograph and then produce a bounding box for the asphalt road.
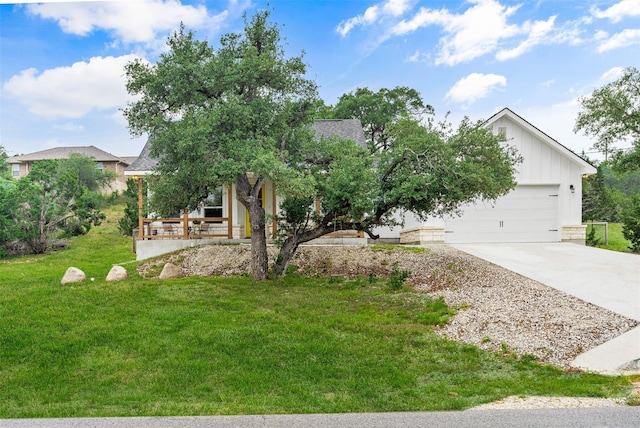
[2,408,640,428]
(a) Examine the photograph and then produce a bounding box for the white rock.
[106,265,129,282]
[159,263,184,279]
[61,267,86,284]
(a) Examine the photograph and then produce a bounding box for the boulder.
[61,267,86,284]
[159,263,184,279]
[106,265,129,282]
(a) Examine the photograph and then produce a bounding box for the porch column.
[227,184,233,239]
[183,209,189,238]
[137,177,143,240]
[272,184,277,238]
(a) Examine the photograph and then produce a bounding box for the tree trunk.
[272,236,299,277]
[236,175,269,281]
[248,202,269,281]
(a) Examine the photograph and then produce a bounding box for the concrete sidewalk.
[452,243,640,374]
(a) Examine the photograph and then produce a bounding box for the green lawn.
[0,207,634,418]
[586,222,633,253]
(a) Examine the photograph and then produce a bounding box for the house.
[7,145,133,193]
[376,108,596,245]
[125,119,368,260]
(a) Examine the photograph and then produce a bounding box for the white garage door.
[444,185,560,243]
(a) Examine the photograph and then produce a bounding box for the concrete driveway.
[452,243,640,374]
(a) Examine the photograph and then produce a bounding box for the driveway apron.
[452,243,640,374]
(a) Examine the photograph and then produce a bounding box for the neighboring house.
[375,108,596,245]
[125,119,368,260]
[7,145,133,193]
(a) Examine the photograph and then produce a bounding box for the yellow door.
[245,186,265,238]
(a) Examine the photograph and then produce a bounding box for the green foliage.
[58,153,116,192]
[582,165,626,222]
[0,144,11,179]
[585,223,602,247]
[621,195,640,253]
[1,160,106,254]
[330,86,434,152]
[586,223,633,253]
[118,178,147,236]
[124,11,319,280]
[575,66,640,172]
[388,263,410,290]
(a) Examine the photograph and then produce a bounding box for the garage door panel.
[444,185,560,243]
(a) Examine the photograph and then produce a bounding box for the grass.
[0,205,635,418]
[586,222,633,253]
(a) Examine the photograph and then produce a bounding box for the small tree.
[118,178,147,236]
[0,145,11,179]
[575,66,640,172]
[4,160,105,254]
[621,195,640,253]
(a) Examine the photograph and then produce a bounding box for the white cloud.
[600,67,625,83]
[3,55,144,118]
[496,16,556,61]
[591,0,640,23]
[406,49,429,62]
[53,122,84,132]
[336,0,413,36]
[389,0,563,66]
[596,28,640,52]
[540,79,555,88]
[445,73,506,107]
[26,0,234,46]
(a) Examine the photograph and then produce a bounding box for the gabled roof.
[8,145,128,164]
[486,108,596,174]
[125,119,368,176]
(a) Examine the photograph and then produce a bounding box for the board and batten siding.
[493,115,585,227]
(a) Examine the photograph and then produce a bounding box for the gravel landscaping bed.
[138,243,637,369]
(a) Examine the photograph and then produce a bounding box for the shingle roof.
[125,136,159,175]
[126,119,367,175]
[8,146,127,163]
[312,119,367,149]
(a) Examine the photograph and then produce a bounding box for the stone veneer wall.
[400,226,445,245]
[561,225,587,244]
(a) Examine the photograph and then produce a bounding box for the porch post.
[227,184,233,239]
[272,185,277,238]
[137,177,144,240]
[183,209,189,238]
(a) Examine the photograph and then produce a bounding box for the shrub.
[621,195,640,253]
[388,263,410,290]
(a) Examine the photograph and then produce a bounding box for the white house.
[378,108,596,245]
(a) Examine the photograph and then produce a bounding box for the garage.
[444,185,560,243]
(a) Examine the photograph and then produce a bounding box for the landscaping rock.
[61,267,86,284]
[106,265,128,282]
[159,263,184,279]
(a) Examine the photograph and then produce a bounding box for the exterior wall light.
[570,184,575,193]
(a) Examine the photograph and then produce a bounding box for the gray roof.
[125,136,159,174]
[312,119,367,148]
[126,119,367,175]
[8,145,129,164]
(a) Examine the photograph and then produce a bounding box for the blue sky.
[1,0,639,160]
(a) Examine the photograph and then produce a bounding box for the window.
[95,161,103,172]
[12,164,19,177]
[204,186,223,222]
[497,126,507,138]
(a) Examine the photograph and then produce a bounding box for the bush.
[388,263,410,290]
[621,195,640,253]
